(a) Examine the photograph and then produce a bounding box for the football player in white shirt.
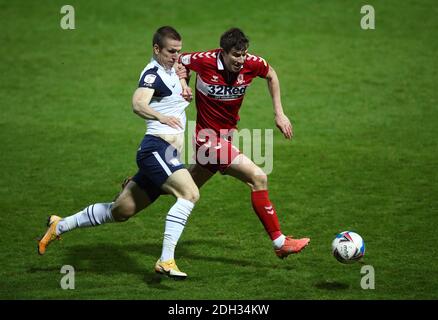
[38,26,197,279]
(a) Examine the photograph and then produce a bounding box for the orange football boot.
[275,236,310,259]
[38,215,62,255]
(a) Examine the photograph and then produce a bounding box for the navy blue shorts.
[132,135,185,202]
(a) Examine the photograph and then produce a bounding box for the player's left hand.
[181,86,193,102]
[275,114,293,139]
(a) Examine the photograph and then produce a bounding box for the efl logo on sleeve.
[181,54,191,65]
[144,74,156,85]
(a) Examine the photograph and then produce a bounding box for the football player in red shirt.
[178,28,310,259]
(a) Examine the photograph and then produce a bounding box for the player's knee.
[191,188,200,203]
[111,202,135,222]
[180,186,200,204]
[251,172,268,190]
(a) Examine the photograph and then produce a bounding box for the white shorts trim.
[152,151,172,176]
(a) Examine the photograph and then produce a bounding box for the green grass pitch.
[1,0,437,300]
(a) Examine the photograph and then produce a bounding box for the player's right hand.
[275,114,293,140]
[159,115,183,129]
[181,86,193,102]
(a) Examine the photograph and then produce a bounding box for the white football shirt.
[138,58,189,135]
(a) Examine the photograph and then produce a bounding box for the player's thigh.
[112,180,152,220]
[224,154,267,190]
[187,163,215,188]
[161,168,199,203]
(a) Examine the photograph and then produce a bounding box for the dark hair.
[152,26,181,48]
[220,28,249,53]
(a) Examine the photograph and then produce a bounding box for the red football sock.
[251,190,282,240]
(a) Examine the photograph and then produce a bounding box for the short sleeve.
[138,68,160,89]
[246,54,270,78]
[179,52,202,73]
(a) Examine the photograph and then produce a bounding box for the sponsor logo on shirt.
[206,84,247,100]
[196,74,248,100]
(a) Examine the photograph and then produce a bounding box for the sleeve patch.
[181,54,191,65]
[143,74,156,85]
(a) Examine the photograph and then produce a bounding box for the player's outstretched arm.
[266,66,293,140]
[132,87,183,129]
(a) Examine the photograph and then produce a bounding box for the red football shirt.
[179,49,270,135]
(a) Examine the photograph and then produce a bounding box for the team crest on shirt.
[144,74,156,84]
[237,74,245,84]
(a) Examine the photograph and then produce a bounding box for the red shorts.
[193,131,241,174]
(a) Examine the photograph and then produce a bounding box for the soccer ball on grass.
[332,231,365,264]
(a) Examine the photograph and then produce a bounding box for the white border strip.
[152,151,172,176]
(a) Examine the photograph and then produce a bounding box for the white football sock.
[56,202,114,235]
[272,234,286,249]
[160,198,195,262]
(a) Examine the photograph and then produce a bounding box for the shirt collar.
[151,57,174,75]
[217,50,224,70]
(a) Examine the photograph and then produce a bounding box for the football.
[332,231,365,264]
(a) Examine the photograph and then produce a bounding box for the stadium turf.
[0,0,437,300]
